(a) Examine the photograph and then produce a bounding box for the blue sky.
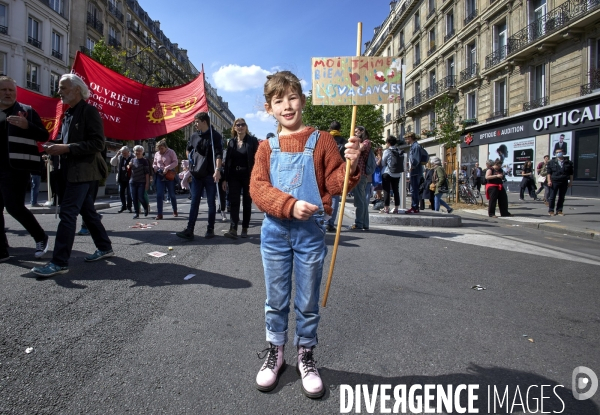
[138,0,391,138]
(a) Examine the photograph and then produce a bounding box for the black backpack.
[387,147,404,173]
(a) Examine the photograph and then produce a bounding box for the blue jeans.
[30,174,41,205]
[52,180,111,267]
[434,193,451,211]
[130,182,148,215]
[410,174,421,209]
[261,215,326,347]
[154,175,177,214]
[353,175,369,228]
[188,175,217,231]
[328,195,341,227]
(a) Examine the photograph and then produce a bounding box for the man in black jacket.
[0,76,50,262]
[32,74,113,277]
[110,146,133,213]
[546,150,574,216]
[176,112,223,240]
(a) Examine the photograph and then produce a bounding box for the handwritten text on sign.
[311,57,404,106]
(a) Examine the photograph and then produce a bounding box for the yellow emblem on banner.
[41,117,60,133]
[146,97,198,124]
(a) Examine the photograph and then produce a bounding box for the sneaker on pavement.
[447,208,454,214]
[84,249,114,262]
[176,228,194,241]
[557,211,564,216]
[0,250,9,263]
[34,235,49,259]
[241,227,248,238]
[548,211,555,216]
[31,262,68,277]
[221,211,227,222]
[325,224,335,232]
[297,346,325,399]
[256,343,285,392]
[204,228,215,239]
[77,227,90,236]
[223,226,238,240]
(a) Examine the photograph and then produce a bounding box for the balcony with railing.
[27,37,42,49]
[27,81,40,91]
[406,75,458,113]
[444,30,455,42]
[486,109,508,122]
[464,9,478,26]
[108,36,121,48]
[427,44,437,56]
[0,25,6,35]
[580,68,600,95]
[459,63,479,84]
[108,2,124,22]
[523,96,550,111]
[396,107,406,120]
[87,13,104,33]
[485,45,507,69]
[51,49,62,60]
[507,0,600,60]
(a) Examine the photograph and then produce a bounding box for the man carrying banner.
[0,76,50,262]
[32,74,113,277]
[176,112,223,240]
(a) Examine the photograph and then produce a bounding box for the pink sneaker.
[256,343,285,392]
[296,346,325,399]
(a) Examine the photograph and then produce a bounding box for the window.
[494,21,507,60]
[414,12,420,32]
[52,32,62,59]
[446,11,454,38]
[48,0,63,15]
[27,62,40,91]
[415,80,421,95]
[429,70,436,88]
[429,29,436,52]
[399,30,405,49]
[86,37,96,51]
[27,17,42,48]
[0,52,6,75]
[447,57,455,84]
[494,79,507,114]
[467,42,477,69]
[466,92,477,119]
[88,3,99,19]
[50,72,60,96]
[414,117,421,135]
[532,64,546,100]
[0,3,7,34]
[414,42,420,65]
[429,111,436,130]
[428,0,435,16]
[466,0,476,18]
[127,12,131,21]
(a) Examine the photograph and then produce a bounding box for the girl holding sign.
[250,71,361,399]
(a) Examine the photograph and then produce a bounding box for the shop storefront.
[461,96,600,197]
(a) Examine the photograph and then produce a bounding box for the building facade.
[366,0,600,196]
[0,0,70,95]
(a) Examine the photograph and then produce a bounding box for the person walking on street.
[129,145,150,219]
[350,125,371,230]
[32,74,113,277]
[380,136,402,214]
[0,76,50,262]
[152,139,178,219]
[111,146,133,213]
[471,162,483,193]
[326,120,347,232]
[546,151,573,216]
[176,112,223,240]
[536,155,550,203]
[222,118,259,239]
[430,157,453,213]
[405,132,423,214]
[519,161,538,201]
[485,159,512,218]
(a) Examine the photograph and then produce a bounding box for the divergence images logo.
[572,366,598,400]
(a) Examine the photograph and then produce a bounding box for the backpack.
[387,147,404,174]
[365,148,376,176]
[418,144,429,165]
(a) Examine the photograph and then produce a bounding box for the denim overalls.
[261,131,327,348]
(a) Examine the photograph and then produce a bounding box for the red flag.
[16,87,66,152]
[72,51,208,140]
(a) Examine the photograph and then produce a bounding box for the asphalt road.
[1,197,599,415]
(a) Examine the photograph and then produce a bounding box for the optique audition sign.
[311,57,405,106]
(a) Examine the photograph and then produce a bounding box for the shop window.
[574,129,599,181]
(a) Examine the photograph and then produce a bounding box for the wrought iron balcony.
[464,9,478,26]
[462,118,478,127]
[27,37,42,49]
[406,75,457,112]
[396,107,406,119]
[580,69,600,95]
[427,45,437,56]
[51,49,62,60]
[486,110,508,122]
[87,13,104,33]
[0,25,7,35]
[108,36,121,48]
[444,29,455,42]
[108,2,124,22]
[406,94,422,110]
[523,96,549,111]
[485,45,507,69]
[27,81,40,91]
[459,63,479,84]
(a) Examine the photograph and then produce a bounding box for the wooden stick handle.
[322,22,362,307]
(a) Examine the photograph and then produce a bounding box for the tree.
[90,39,124,74]
[302,93,385,146]
[434,94,462,200]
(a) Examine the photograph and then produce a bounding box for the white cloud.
[245,110,271,122]
[212,64,271,92]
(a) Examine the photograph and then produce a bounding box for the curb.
[343,206,462,227]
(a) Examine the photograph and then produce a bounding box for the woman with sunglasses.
[222,118,259,239]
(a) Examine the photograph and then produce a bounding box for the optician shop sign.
[462,100,600,146]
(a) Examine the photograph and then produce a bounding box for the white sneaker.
[34,235,49,259]
[256,343,285,392]
[221,211,227,222]
[297,346,325,399]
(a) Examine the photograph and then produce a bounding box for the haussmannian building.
[366,0,600,197]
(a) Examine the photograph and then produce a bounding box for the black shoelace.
[299,347,318,377]
[257,344,279,370]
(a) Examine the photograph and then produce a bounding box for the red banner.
[15,87,66,151]
[72,51,207,140]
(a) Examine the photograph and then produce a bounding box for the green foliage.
[222,127,232,141]
[302,93,385,146]
[158,130,187,162]
[434,95,461,149]
[90,39,124,74]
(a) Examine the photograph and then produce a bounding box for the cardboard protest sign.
[311,56,404,106]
